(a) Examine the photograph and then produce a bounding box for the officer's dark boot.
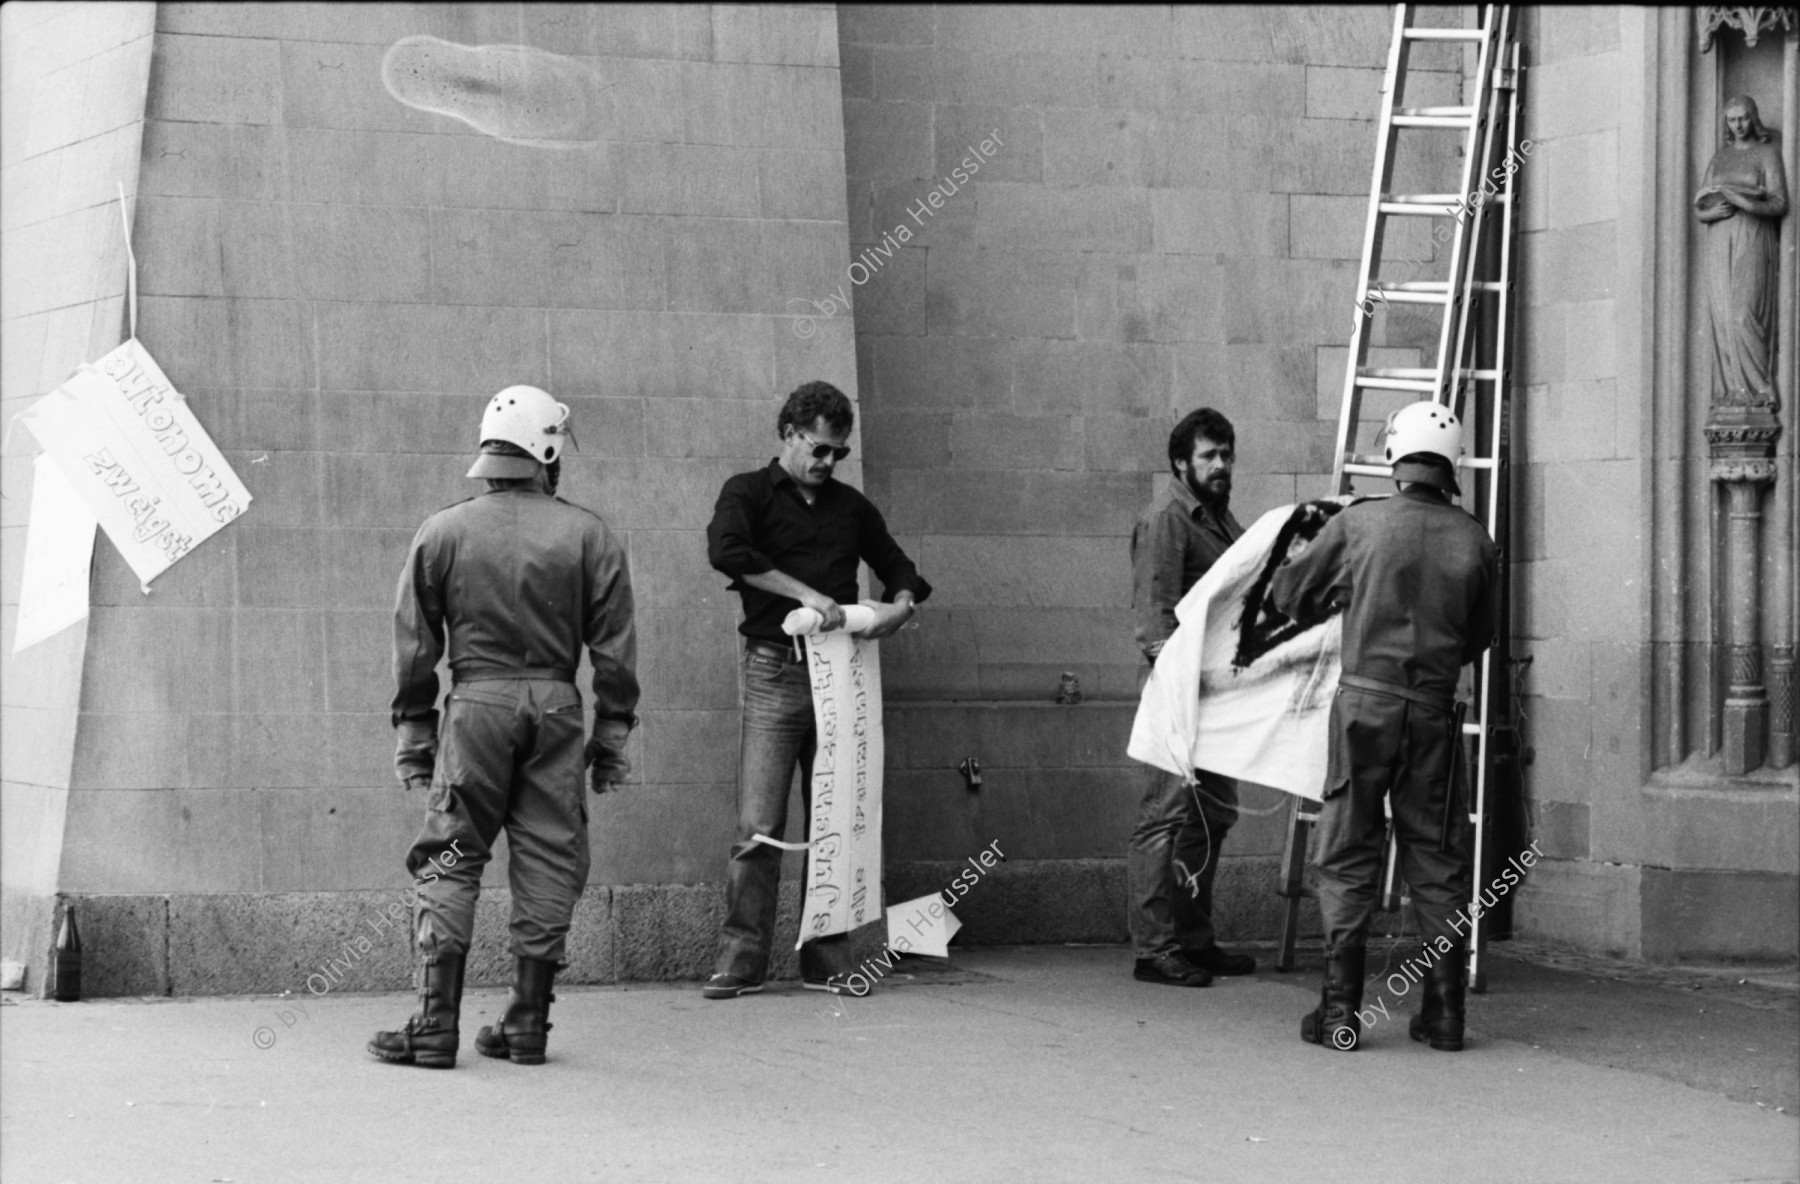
[1300,945,1365,1051]
[1409,942,1467,1051]
[367,948,464,1068]
[475,956,558,1065]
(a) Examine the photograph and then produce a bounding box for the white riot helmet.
[466,385,571,479]
[1382,400,1463,495]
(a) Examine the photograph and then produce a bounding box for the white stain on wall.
[380,36,613,149]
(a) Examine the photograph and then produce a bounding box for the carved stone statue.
[1694,93,1790,774]
[1695,95,1789,412]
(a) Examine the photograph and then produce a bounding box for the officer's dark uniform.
[391,486,639,965]
[1270,481,1495,950]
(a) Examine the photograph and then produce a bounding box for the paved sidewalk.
[3,943,1795,1184]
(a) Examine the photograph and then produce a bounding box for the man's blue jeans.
[1127,763,1239,959]
[713,644,854,983]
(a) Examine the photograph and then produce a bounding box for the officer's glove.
[394,719,438,791]
[585,718,633,795]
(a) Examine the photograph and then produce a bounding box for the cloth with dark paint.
[1129,499,1353,800]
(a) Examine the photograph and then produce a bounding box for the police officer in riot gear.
[1269,401,1496,1052]
[370,385,639,1068]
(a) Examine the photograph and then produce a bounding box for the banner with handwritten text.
[797,628,884,946]
[20,338,251,587]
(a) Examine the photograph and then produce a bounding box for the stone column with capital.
[1705,413,1780,773]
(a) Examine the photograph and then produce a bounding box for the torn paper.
[18,338,250,588]
[885,893,961,959]
[12,454,98,654]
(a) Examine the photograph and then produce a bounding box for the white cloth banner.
[12,455,99,654]
[1128,502,1346,801]
[18,338,250,588]
[793,612,884,946]
[784,603,878,635]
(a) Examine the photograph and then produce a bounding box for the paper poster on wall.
[11,454,99,654]
[785,604,884,947]
[18,338,251,588]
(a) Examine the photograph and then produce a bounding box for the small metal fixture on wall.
[957,757,982,791]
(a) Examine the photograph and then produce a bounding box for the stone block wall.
[1509,7,1798,962]
[7,2,866,992]
[17,5,1787,993]
[1507,4,1642,953]
[837,4,1463,926]
[0,0,156,981]
[843,5,1464,707]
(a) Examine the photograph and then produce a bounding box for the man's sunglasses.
[792,428,851,462]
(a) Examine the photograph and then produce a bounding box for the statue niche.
[1695,94,1790,412]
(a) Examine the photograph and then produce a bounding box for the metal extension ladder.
[1275,3,1523,994]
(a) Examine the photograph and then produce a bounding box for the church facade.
[2,4,1793,995]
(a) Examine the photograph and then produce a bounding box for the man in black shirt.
[703,381,930,998]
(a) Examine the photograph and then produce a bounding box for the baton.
[1440,699,1469,852]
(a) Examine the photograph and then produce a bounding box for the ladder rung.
[1392,116,1477,130]
[1355,366,1504,388]
[1366,282,1504,300]
[1367,282,1450,305]
[1345,453,1495,472]
[1379,191,1512,213]
[1404,27,1488,41]
[1379,200,1460,217]
[1355,373,1437,393]
[1393,108,1477,130]
[1462,723,1482,736]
